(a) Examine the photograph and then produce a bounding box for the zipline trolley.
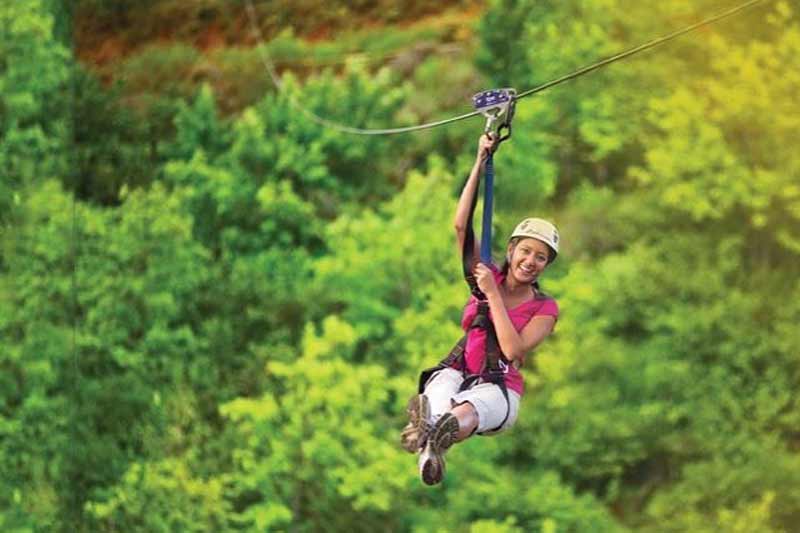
[472,88,517,142]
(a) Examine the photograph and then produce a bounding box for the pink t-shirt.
[458,263,558,396]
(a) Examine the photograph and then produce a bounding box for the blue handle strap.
[480,153,494,264]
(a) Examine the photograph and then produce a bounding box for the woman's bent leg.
[422,368,463,421]
[418,368,464,485]
[452,383,521,435]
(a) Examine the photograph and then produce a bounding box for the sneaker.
[419,413,459,485]
[400,394,431,453]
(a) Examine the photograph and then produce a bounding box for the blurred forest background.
[2,0,799,531]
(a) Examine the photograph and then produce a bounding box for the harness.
[417,89,517,434]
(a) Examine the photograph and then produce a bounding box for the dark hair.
[501,237,554,299]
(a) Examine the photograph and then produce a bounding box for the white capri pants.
[423,367,520,435]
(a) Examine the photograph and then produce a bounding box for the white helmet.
[510,217,559,259]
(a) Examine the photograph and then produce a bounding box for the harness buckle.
[486,359,509,376]
[498,359,510,374]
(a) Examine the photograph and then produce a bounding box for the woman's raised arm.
[454,134,496,255]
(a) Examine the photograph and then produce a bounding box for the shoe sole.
[401,394,430,453]
[421,413,459,485]
[421,451,443,485]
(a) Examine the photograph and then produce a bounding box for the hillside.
[2,1,799,531]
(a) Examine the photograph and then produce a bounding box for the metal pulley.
[472,88,517,143]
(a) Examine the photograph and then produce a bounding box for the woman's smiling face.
[507,237,551,285]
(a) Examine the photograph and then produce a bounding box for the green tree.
[0,0,71,215]
[221,316,412,532]
[160,83,230,163]
[71,67,158,204]
[1,181,212,530]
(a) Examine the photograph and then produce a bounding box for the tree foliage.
[2,0,798,531]
[0,0,71,216]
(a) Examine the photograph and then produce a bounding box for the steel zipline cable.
[244,0,768,136]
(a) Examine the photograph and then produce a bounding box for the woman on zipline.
[401,133,560,485]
